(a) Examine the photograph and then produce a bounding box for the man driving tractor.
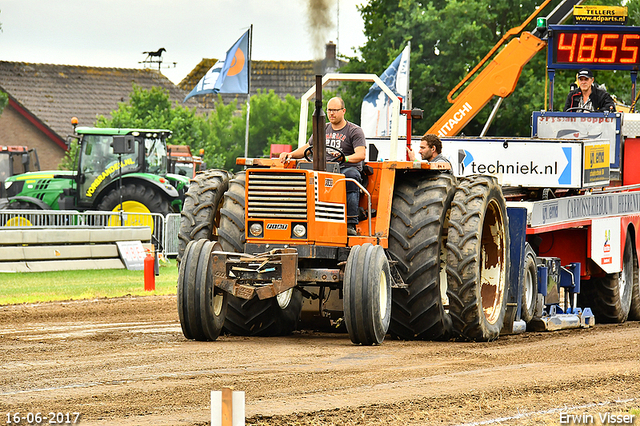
[279,97,366,235]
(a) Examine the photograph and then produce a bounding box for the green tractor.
[1,127,190,221]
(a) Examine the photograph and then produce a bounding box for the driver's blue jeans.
[341,166,361,225]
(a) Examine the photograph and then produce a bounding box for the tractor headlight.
[249,222,263,237]
[293,224,306,238]
[4,181,12,190]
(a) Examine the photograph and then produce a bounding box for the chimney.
[324,41,337,73]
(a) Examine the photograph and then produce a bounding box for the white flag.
[360,43,410,137]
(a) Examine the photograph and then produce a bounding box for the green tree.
[249,90,303,157]
[88,85,311,173]
[202,96,245,171]
[96,85,206,148]
[341,0,638,137]
[59,139,79,171]
[212,90,313,170]
[0,91,7,115]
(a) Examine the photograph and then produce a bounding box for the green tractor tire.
[97,183,170,230]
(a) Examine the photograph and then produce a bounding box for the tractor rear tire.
[587,230,634,323]
[177,239,228,341]
[388,173,456,340]
[343,243,392,345]
[97,183,170,216]
[520,243,538,323]
[218,172,303,336]
[446,175,509,342]
[177,170,232,264]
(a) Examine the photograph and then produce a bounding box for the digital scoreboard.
[549,25,640,70]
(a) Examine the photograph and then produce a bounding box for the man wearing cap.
[564,68,616,113]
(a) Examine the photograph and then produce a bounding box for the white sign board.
[115,240,146,270]
[438,139,583,188]
[591,217,621,274]
[368,137,608,188]
[533,112,621,169]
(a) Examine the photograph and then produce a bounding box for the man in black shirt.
[564,68,615,113]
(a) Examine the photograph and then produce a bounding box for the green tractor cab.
[2,128,189,218]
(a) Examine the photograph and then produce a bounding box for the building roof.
[0,61,198,145]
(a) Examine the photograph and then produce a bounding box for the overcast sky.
[0,0,367,85]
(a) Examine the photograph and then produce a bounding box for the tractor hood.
[5,170,76,183]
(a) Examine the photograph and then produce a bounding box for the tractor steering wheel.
[304,145,346,164]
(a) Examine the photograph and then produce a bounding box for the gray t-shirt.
[430,153,452,172]
[308,121,366,170]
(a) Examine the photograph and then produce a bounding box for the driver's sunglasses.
[328,108,344,113]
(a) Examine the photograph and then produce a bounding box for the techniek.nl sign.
[440,140,582,188]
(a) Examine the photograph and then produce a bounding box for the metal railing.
[0,210,182,256]
[164,213,181,256]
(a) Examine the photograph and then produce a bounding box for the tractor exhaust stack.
[312,74,326,172]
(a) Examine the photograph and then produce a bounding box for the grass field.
[0,259,179,305]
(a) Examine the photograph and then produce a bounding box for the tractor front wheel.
[2,201,42,226]
[178,239,228,341]
[343,243,392,345]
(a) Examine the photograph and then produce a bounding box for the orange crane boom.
[428,33,546,138]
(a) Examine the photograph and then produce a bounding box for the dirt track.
[1,295,639,426]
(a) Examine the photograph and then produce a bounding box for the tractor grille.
[247,172,307,219]
[315,202,346,221]
[34,179,52,191]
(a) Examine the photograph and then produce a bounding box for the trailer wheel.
[218,172,303,336]
[177,170,232,264]
[97,183,169,232]
[630,233,640,321]
[587,230,634,323]
[446,175,509,341]
[388,173,456,340]
[177,239,227,341]
[344,243,392,345]
[520,243,538,323]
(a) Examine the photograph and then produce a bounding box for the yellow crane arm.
[427,32,546,138]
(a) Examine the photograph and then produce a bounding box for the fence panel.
[164,213,181,256]
[0,209,169,253]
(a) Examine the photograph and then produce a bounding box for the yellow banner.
[574,6,627,24]
[584,143,610,185]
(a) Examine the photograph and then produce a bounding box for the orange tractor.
[176,1,640,345]
[177,75,510,345]
[167,144,205,178]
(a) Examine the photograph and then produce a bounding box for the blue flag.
[184,29,250,102]
[360,44,410,137]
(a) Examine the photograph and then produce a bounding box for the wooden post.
[212,387,244,426]
[221,387,233,426]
